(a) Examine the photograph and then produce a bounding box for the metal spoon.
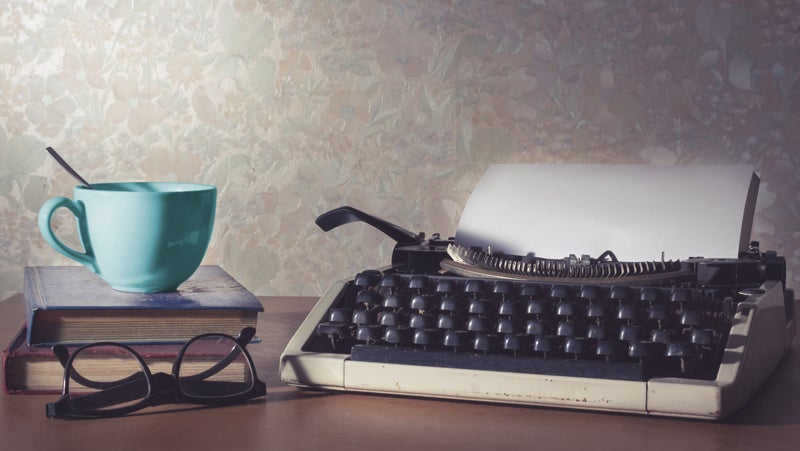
[45,147,93,189]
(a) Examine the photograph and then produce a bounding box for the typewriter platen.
[280,167,797,420]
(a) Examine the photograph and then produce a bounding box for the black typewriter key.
[596,340,623,360]
[356,290,382,307]
[443,330,470,350]
[666,341,697,358]
[550,284,570,300]
[556,321,582,337]
[579,285,600,301]
[502,334,529,353]
[493,281,514,296]
[628,341,654,359]
[468,298,493,315]
[383,327,412,345]
[680,310,704,327]
[467,316,491,333]
[439,295,460,312]
[520,283,541,297]
[670,287,692,304]
[411,294,436,311]
[435,279,457,294]
[413,329,442,348]
[497,299,519,316]
[380,274,405,290]
[472,333,496,352]
[690,328,715,346]
[533,335,558,357]
[556,300,580,318]
[618,324,644,342]
[496,318,516,334]
[587,323,612,340]
[316,322,348,337]
[351,309,375,325]
[354,270,381,287]
[525,319,546,336]
[408,275,429,291]
[329,308,352,323]
[383,294,406,309]
[650,329,673,344]
[640,287,661,303]
[379,311,403,327]
[355,325,382,343]
[647,304,671,322]
[464,279,486,295]
[610,286,630,302]
[437,313,460,330]
[586,302,610,319]
[617,304,640,322]
[526,299,549,316]
[409,312,435,329]
[564,337,588,358]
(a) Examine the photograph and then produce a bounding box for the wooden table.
[1,294,799,450]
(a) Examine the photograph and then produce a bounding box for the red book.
[3,325,187,394]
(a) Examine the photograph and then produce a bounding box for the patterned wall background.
[1,0,798,299]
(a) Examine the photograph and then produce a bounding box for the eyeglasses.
[46,327,266,419]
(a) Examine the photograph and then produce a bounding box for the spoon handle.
[45,147,93,189]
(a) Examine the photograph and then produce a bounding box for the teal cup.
[38,182,217,293]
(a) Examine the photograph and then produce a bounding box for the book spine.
[22,267,41,346]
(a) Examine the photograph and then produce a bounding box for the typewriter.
[280,165,797,420]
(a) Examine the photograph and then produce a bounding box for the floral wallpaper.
[1,0,798,299]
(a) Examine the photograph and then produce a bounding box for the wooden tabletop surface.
[1,293,799,451]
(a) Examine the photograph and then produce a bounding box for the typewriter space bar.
[350,345,646,381]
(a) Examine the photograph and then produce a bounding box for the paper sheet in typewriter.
[454,164,759,262]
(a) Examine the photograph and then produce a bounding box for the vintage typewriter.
[280,165,797,419]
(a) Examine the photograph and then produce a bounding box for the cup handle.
[38,197,98,273]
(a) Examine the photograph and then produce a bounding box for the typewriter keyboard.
[305,270,743,381]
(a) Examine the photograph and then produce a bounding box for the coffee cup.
[38,182,217,293]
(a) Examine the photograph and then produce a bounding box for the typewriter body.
[280,165,797,420]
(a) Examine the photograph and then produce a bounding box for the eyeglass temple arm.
[64,372,176,412]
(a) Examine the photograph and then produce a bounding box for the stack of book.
[2,265,263,394]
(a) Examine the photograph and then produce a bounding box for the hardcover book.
[2,326,248,394]
[24,265,263,346]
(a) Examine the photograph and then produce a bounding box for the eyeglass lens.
[178,335,254,398]
[67,344,150,412]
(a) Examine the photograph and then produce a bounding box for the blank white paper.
[454,164,759,261]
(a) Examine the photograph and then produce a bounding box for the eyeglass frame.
[46,326,266,419]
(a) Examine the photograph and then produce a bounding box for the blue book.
[24,266,263,346]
